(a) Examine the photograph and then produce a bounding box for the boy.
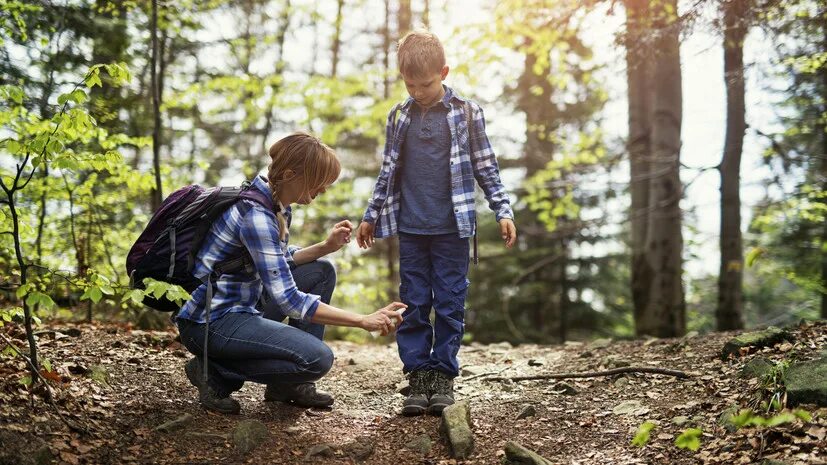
[356,30,516,416]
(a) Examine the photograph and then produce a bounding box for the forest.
[1,0,826,464]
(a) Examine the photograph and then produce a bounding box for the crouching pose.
[177,132,405,414]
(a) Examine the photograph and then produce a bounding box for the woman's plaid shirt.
[176,176,320,323]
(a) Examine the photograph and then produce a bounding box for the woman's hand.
[323,220,354,252]
[359,302,406,336]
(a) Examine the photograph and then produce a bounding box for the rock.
[57,327,82,337]
[612,400,648,416]
[516,404,537,419]
[717,405,740,433]
[588,338,612,350]
[579,350,594,358]
[683,330,699,339]
[672,415,690,426]
[304,444,334,461]
[397,379,411,396]
[88,364,110,387]
[347,358,357,365]
[285,426,302,435]
[155,413,194,433]
[614,377,631,388]
[461,365,483,377]
[740,356,774,379]
[527,359,544,366]
[342,438,373,461]
[785,356,827,406]
[404,434,432,454]
[440,401,474,459]
[721,326,789,360]
[552,381,577,395]
[503,441,553,465]
[233,420,269,454]
[603,355,631,368]
[0,432,52,465]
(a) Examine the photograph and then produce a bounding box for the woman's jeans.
[177,259,337,396]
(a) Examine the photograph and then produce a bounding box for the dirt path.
[1,321,825,464]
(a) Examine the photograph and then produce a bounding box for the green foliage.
[728,408,812,429]
[140,278,191,307]
[674,428,702,451]
[631,421,656,447]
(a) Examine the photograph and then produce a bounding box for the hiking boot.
[427,370,455,415]
[264,382,334,408]
[401,371,430,416]
[184,358,241,415]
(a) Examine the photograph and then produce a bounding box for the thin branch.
[486,366,690,382]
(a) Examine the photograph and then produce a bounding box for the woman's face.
[279,171,330,206]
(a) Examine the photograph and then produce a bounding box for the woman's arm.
[310,301,406,336]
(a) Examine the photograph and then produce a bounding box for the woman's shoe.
[264,382,334,408]
[427,370,454,415]
[184,358,241,415]
[401,371,430,416]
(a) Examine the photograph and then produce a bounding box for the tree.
[716,0,750,330]
[624,0,686,337]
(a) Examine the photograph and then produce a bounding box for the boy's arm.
[468,104,514,222]
[362,106,399,225]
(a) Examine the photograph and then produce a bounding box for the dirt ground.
[1,320,826,465]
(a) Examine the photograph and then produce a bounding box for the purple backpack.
[126,182,272,312]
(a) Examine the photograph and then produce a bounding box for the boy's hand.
[324,220,353,252]
[499,218,517,248]
[356,221,375,249]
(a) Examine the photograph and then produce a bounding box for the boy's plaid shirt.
[362,86,513,238]
[176,175,320,323]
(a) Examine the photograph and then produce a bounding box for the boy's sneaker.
[401,371,430,416]
[184,358,241,415]
[264,382,334,408]
[427,370,455,415]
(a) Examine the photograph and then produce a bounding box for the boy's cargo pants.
[396,232,470,377]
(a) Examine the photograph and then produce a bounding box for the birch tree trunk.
[640,0,685,337]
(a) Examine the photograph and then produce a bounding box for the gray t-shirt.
[398,103,457,235]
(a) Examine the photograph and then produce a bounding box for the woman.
[176,132,405,414]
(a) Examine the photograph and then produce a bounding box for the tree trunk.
[398,0,411,37]
[150,0,163,211]
[624,0,655,331]
[331,0,344,78]
[639,0,685,337]
[821,18,827,319]
[716,0,747,330]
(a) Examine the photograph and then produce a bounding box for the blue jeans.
[177,259,337,396]
[396,233,469,377]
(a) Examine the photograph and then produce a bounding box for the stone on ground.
[304,444,334,461]
[785,356,827,406]
[503,441,553,465]
[588,338,612,350]
[516,404,537,419]
[232,420,269,454]
[404,434,432,454]
[721,327,789,360]
[740,356,774,379]
[440,401,474,458]
[342,438,374,461]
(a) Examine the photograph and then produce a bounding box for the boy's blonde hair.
[397,29,445,78]
[267,132,340,239]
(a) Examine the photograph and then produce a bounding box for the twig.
[0,331,88,434]
[486,366,690,382]
[462,366,510,381]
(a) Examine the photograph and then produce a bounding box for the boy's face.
[402,65,449,108]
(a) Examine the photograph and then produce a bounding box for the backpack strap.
[463,101,479,266]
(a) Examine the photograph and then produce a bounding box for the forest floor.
[1,320,826,465]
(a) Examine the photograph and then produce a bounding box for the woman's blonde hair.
[267,132,340,240]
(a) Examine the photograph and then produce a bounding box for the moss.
[785,357,827,407]
[721,327,789,360]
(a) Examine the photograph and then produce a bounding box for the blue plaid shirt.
[362,86,514,238]
[176,176,320,323]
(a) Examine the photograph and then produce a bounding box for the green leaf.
[765,412,796,427]
[675,428,702,451]
[746,247,765,267]
[42,358,52,373]
[631,421,656,447]
[19,376,32,386]
[6,140,20,154]
[793,409,813,422]
[86,73,103,88]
